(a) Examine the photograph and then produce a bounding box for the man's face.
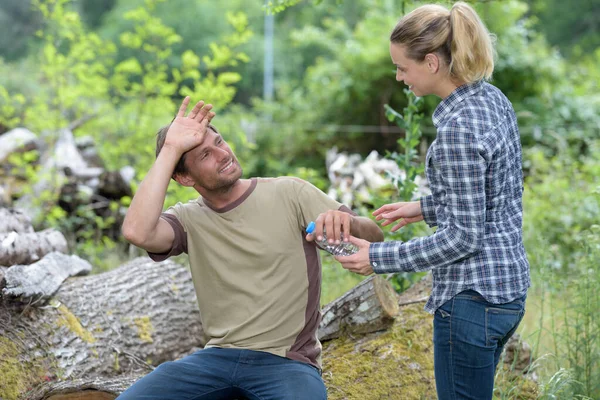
[180,128,243,191]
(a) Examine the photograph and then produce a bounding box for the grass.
[320,253,366,306]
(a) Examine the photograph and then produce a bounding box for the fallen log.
[319,275,399,341]
[1,257,401,399]
[0,258,205,400]
[0,229,68,266]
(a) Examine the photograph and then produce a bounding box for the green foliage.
[519,144,600,399]
[321,253,365,306]
[264,0,305,15]
[528,0,600,58]
[530,224,600,399]
[0,0,253,272]
[551,219,600,398]
[482,1,600,157]
[384,90,424,203]
[0,0,44,62]
[523,146,600,273]
[378,90,429,292]
[0,82,26,129]
[29,0,116,134]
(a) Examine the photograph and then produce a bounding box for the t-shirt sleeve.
[295,180,356,228]
[147,210,188,262]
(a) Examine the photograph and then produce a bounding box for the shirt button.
[372,262,378,267]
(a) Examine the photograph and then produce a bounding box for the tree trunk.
[1,259,404,399]
[318,275,399,341]
[0,258,206,400]
[0,229,68,266]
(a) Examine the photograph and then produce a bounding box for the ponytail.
[449,2,495,82]
[390,2,495,83]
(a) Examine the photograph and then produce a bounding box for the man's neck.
[198,179,252,210]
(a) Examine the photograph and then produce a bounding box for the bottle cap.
[306,221,316,234]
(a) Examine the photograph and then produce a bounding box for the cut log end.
[318,275,400,341]
[25,374,140,400]
[373,275,400,318]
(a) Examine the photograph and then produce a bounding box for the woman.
[337,2,530,399]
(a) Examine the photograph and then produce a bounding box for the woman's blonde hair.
[390,2,495,83]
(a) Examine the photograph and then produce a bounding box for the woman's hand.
[372,201,423,232]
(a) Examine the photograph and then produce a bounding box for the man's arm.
[122,145,180,253]
[307,208,384,245]
[350,215,384,243]
[122,97,213,253]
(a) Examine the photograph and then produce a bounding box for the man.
[120,97,383,400]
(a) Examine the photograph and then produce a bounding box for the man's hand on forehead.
[164,97,216,155]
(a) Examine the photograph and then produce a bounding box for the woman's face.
[389,43,435,97]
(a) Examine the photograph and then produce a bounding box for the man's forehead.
[196,128,221,149]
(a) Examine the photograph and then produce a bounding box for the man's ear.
[173,173,195,187]
[425,53,441,74]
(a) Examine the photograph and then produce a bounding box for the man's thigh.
[117,347,242,400]
[236,351,327,400]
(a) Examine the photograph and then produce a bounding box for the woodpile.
[0,208,69,268]
[0,127,133,241]
[325,147,430,208]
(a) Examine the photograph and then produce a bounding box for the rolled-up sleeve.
[420,195,437,227]
[147,213,188,261]
[369,122,487,273]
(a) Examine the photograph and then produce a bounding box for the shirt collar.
[432,80,485,127]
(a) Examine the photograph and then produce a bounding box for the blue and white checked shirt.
[370,81,530,314]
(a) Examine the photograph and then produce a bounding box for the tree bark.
[318,275,400,341]
[2,252,92,300]
[0,257,206,400]
[0,229,68,266]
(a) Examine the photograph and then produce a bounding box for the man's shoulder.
[255,176,309,192]
[165,197,203,216]
[257,176,307,185]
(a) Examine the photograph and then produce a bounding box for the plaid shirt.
[370,81,530,314]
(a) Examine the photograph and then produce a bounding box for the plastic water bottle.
[306,221,358,256]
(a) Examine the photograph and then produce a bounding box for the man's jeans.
[117,347,327,400]
[433,290,526,400]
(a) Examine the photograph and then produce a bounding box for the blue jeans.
[117,347,327,400]
[433,290,526,400]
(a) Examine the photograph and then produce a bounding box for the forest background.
[0,0,599,398]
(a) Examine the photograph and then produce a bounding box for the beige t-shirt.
[149,177,354,369]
